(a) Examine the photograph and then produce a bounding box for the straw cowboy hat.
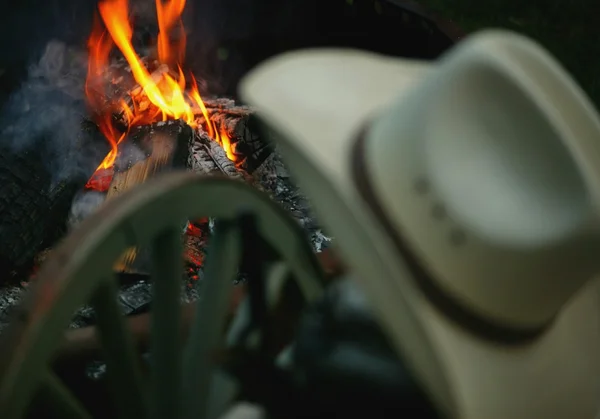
[239,30,600,418]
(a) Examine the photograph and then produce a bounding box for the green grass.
[416,0,600,108]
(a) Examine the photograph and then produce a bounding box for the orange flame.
[156,0,187,67]
[85,13,125,171]
[98,0,196,125]
[219,128,236,161]
[85,0,237,180]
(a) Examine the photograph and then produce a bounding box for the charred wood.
[251,151,332,251]
[0,146,90,281]
[112,64,170,124]
[209,112,272,174]
[106,120,191,198]
[191,106,272,174]
[86,56,159,115]
[68,120,192,230]
[90,56,272,174]
[189,128,244,179]
[65,120,192,275]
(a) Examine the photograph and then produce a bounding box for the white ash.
[0,286,24,334]
[188,127,332,251]
[68,190,107,230]
[69,304,98,329]
[85,361,107,381]
[113,141,148,172]
[312,230,332,253]
[252,149,333,251]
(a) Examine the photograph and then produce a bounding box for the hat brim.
[240,47,457,414]
[239,44,600,418]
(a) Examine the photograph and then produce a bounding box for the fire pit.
[0,0,461,326]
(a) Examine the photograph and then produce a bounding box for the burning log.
[105,120,192,272]
[69,120,192,227]
[208,112,272,174]
[106,120,191,198]
[83,0,272,178]
[111,64,170,125]
[189,128,244,179]
[188,105,272,174]
[67,120,193,275]
[86,56,157,115]
[101,66,272,175]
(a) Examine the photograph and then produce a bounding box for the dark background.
[0,0,455,100]
[1,0,597,102]
[418,0,600,107]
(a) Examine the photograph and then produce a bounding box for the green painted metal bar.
[182,220,241,419]
[91,276,148,419]
[0,174,327,418]
[150,227,184,419]
[205,371,240,419]
[38,370,92,419]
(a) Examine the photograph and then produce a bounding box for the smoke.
[0,40,107,187]
[68,190,107,229]
[0,0,319,188]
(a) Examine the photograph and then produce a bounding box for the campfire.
[65,0,279,277]
[0,0,329,326]
[84,0,244,190]
[0,0,331,317]
[0,0,457,333]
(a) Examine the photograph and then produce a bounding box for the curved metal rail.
[0,172,326,419]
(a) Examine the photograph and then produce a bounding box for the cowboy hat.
[239,30,600,418]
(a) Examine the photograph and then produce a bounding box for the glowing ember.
[85,0,236,187]
[219,127,236,161]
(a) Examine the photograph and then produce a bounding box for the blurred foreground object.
[241,29,600,418]
[0,173,326,419]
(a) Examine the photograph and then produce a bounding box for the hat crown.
[365,31,600,329]
[426,61,589,246]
